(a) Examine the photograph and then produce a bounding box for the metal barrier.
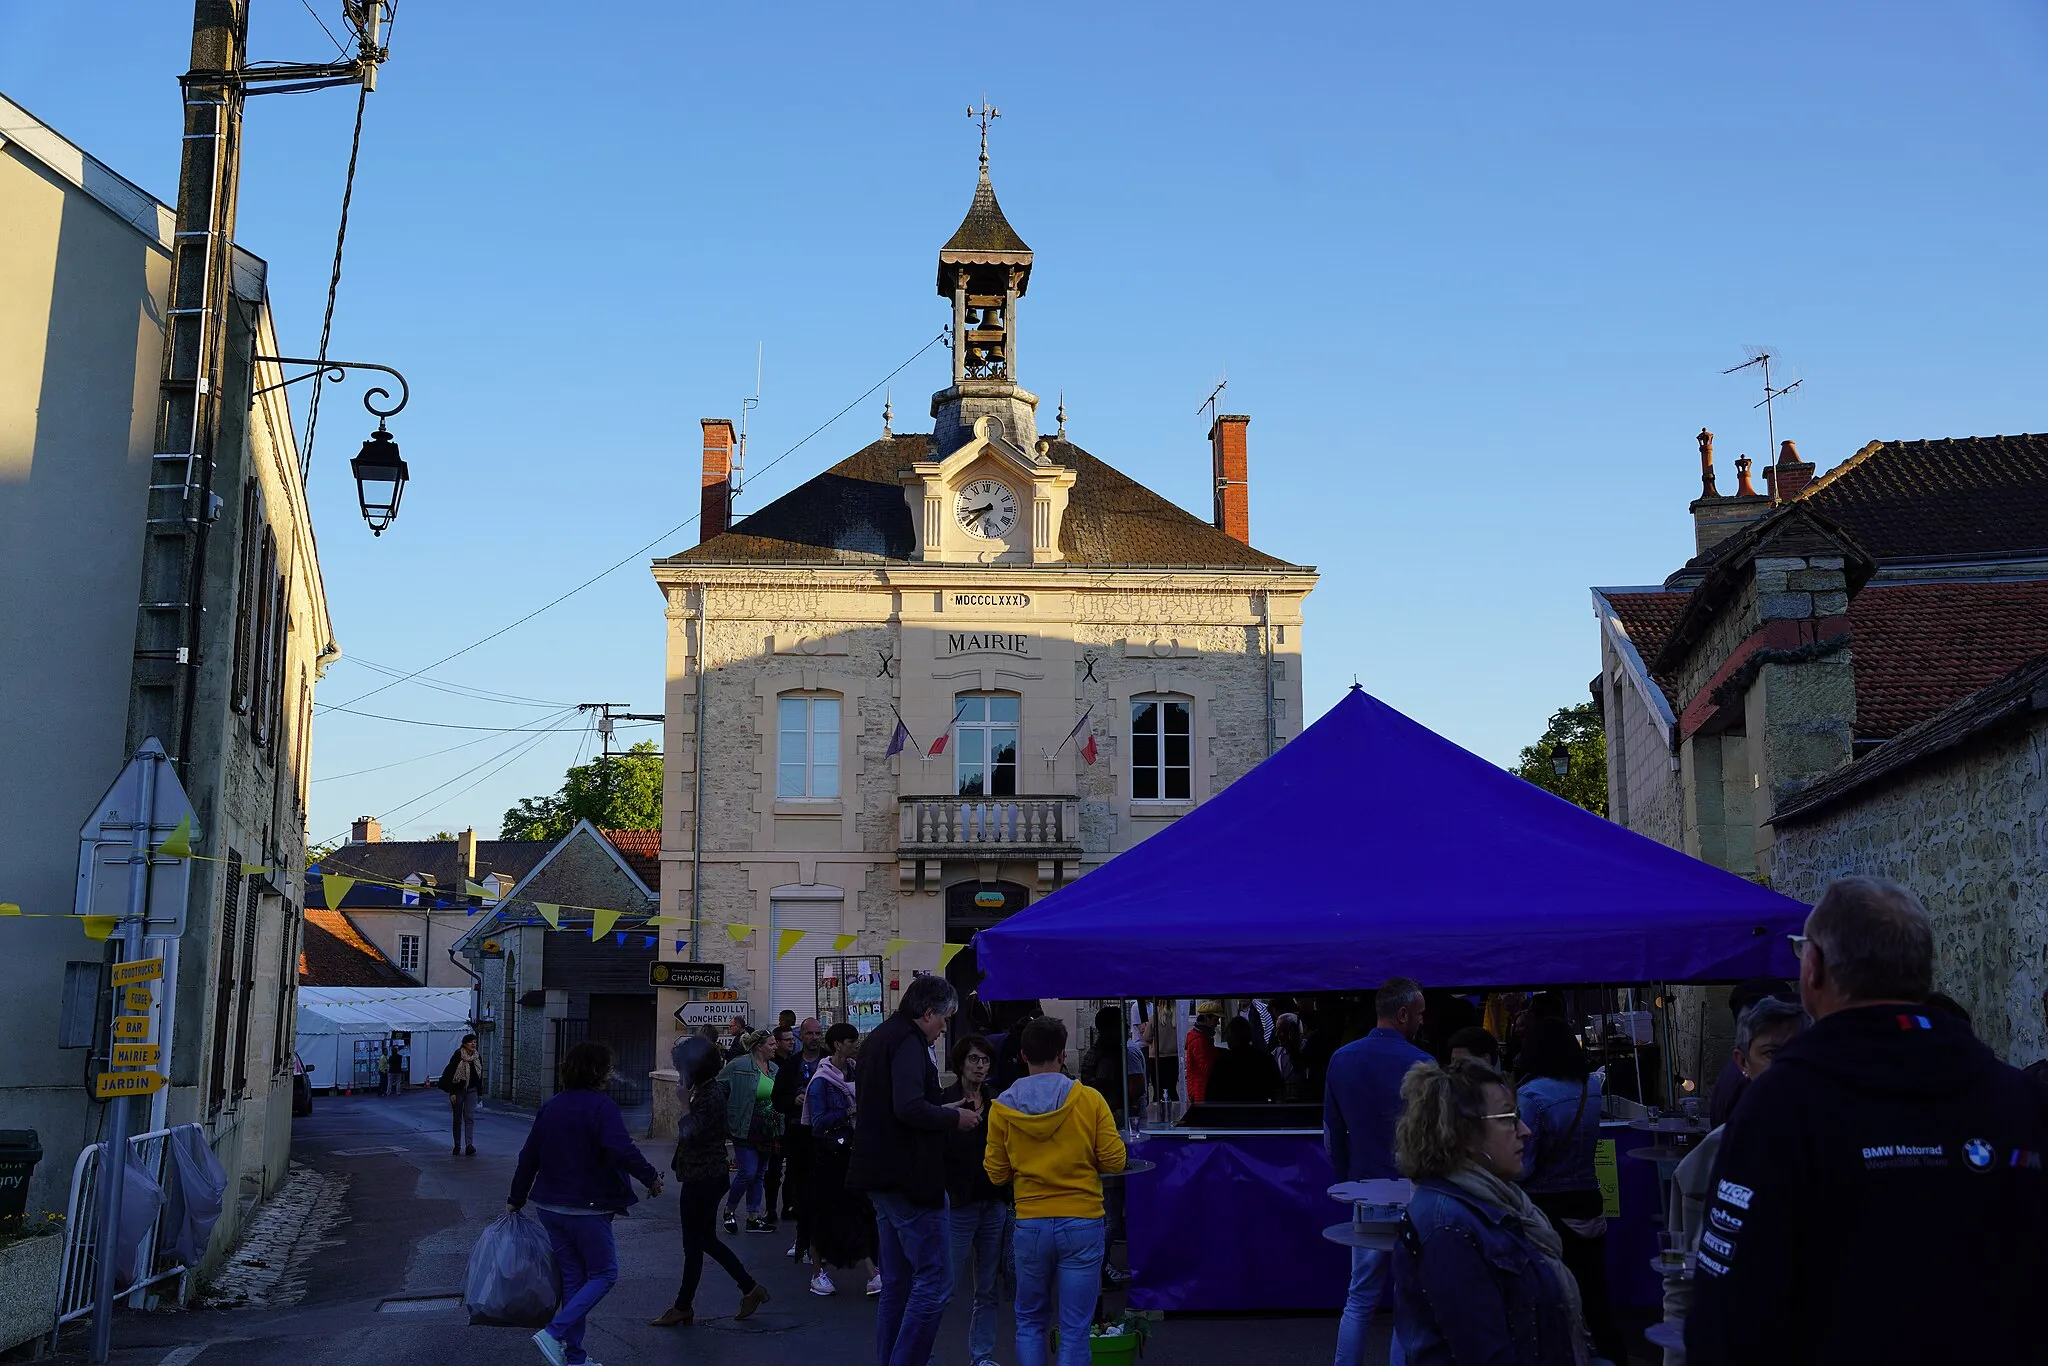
[51,1128,190,1336]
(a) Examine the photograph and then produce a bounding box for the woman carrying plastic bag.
[507,1041,665,1366]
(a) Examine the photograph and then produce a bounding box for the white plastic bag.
[463,1210,558,1327]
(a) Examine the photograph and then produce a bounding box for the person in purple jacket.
[509,1041,665,1366]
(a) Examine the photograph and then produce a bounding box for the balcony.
[898,795,1082,858]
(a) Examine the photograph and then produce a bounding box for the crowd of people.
[487,872,2046,1366]
[1325,876,2048,1366]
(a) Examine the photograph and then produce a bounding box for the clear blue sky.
[7,3,2046,843]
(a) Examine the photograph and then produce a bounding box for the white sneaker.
[530,1330,568,1366]
[809,1271,835,1296]
[864,1273,882,1296]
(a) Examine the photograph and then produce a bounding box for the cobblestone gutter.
[199,1163,350,1309]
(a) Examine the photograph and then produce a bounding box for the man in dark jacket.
[1688,877,2048,1366]
[848,975,979,1366]
[1326,977,1428,1366]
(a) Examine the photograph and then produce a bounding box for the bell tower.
[932,103,1041,451]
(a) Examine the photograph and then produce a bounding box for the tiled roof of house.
[1800,434,2048,562]
[600,828,660,889]
[311,837,552,908]
[1604,579,2048,741]
[669,435,1301,570]
[1775,651,2048,825]
[942,168,1032,257]
[300,909,409,987]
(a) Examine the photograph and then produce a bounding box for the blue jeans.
[1013,1215,1102,1366]
[725,1143,766,1217]
[1335,1246,1404,1366]
[949,1199,1008,1362]
[535,1209,617,1365]
[871,1191,953,1366]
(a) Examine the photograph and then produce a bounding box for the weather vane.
[968,99,1000,168]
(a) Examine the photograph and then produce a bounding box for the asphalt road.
[50,1089,1370,1366]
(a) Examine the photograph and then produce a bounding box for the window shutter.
[209,856,243,1109]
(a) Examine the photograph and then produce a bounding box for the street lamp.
[254,356,412,534]
[351,424,408,535]
[1550,744,1571,779]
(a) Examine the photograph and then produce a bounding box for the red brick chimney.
[1210,414,1251,544]
[700,418,736,542]
[1772,438,1816,501]
[351,816,381,844]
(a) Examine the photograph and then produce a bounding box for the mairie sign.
[111,1044,161,1067]
[111,958,164,987]
[95,1070,166,1099]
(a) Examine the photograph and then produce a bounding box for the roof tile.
[300,909,409,987]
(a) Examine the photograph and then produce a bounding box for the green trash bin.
[0,1130,43,1221]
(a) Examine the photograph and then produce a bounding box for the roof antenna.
[1198,375,1228,422]
[734,342,762,501]
[1722,347,1801,471]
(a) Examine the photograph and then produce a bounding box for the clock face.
[954,479,1020,540]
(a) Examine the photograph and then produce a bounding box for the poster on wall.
[815,956,885,1032]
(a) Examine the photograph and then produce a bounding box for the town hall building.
[650,143,1316,1034]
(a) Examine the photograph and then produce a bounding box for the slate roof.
[670,435,1300,570]
[1775,651,2048,825]
[300,909,409,987]
[311,837,552,909]
[1603,579,2048,741]
[942,168,1032,257]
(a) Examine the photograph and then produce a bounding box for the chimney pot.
[1772,437,1816,500]
[1734,455,1758,498]
[1209,414,1251,545]
[351,816,381,844]
[456,827,477,879]
[1697,428,1720,498]
[699,418,736,543]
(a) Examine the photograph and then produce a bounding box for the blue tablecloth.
[1126,1131,1350,1312]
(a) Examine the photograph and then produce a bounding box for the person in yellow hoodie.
[984,1015,1127,1366]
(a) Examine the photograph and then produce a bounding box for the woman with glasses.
[941,1034,1010,1366]
[1392,1057,1593,1366]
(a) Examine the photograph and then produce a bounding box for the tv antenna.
[733,343,762,500]
[1722,348,1801,461]
[1198,376,1228,422]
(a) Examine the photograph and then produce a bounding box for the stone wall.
[1774,717,2048,1065]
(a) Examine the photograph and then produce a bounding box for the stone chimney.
[1210,414,1251,544]
[350,816,381,844]
[456,827,477,880]
[1767,439,1816,502]
[699,418,735,543]
[1689,429,1771,557]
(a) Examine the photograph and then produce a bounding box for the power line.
[400,724,564,830]
[324,330,948,712]
[312,706,581,781]
[319,703,585,731]
[299,80,372,480]
[324,655,573,708]
[311,718,566,848]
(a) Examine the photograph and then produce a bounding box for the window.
[956,693,1019,797]
[208,855,243,1111]
[776,694,841,799]
[1131,696,1193,800]
[230,480,261,714]
[397,933,422,977]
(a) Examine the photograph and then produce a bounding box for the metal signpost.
[75,741,193,1363]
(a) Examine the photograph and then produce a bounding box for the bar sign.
[111,958,164,986]
[124,987,153,1012]
[112,1017,151,1039]
[111,1044,161,1067]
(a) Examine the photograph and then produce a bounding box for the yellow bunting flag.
[776,929,806,960]
[535,903,561,930]
[883,937,909,960]
[464,880,491,899]
[320,874,356,909]
[832,933,856,951]
[240,863,272,878]
[155,815,193,860]
[645,916,682,927]
[937,943,968,970]
[82,916,117,941]
[590,908,621,941]
[0,903,21,917]
[726,924,756,944]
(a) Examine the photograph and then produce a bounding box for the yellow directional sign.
[112,1017,150,1039]
[95,1070,166,1099]
[123,986,152,1012]
[111,958,164,987]
[111,1044,161,1067]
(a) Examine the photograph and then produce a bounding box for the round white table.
[1321,1222,1399,1251]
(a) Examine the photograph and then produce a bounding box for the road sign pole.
[88,749,156,1364]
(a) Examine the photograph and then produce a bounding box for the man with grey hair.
[849,974,978,1366]
[1687,877,2048,1366]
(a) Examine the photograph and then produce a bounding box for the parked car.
[292,1052,315,1117]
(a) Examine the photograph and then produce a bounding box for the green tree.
[1515,701,1608,817]
[502,741,663,841]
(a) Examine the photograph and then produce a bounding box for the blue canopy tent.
[976,687,1806,998]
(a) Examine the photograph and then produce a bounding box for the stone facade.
[1775,718,2048,1065]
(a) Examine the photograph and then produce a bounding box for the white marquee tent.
[296,986,474,1092]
